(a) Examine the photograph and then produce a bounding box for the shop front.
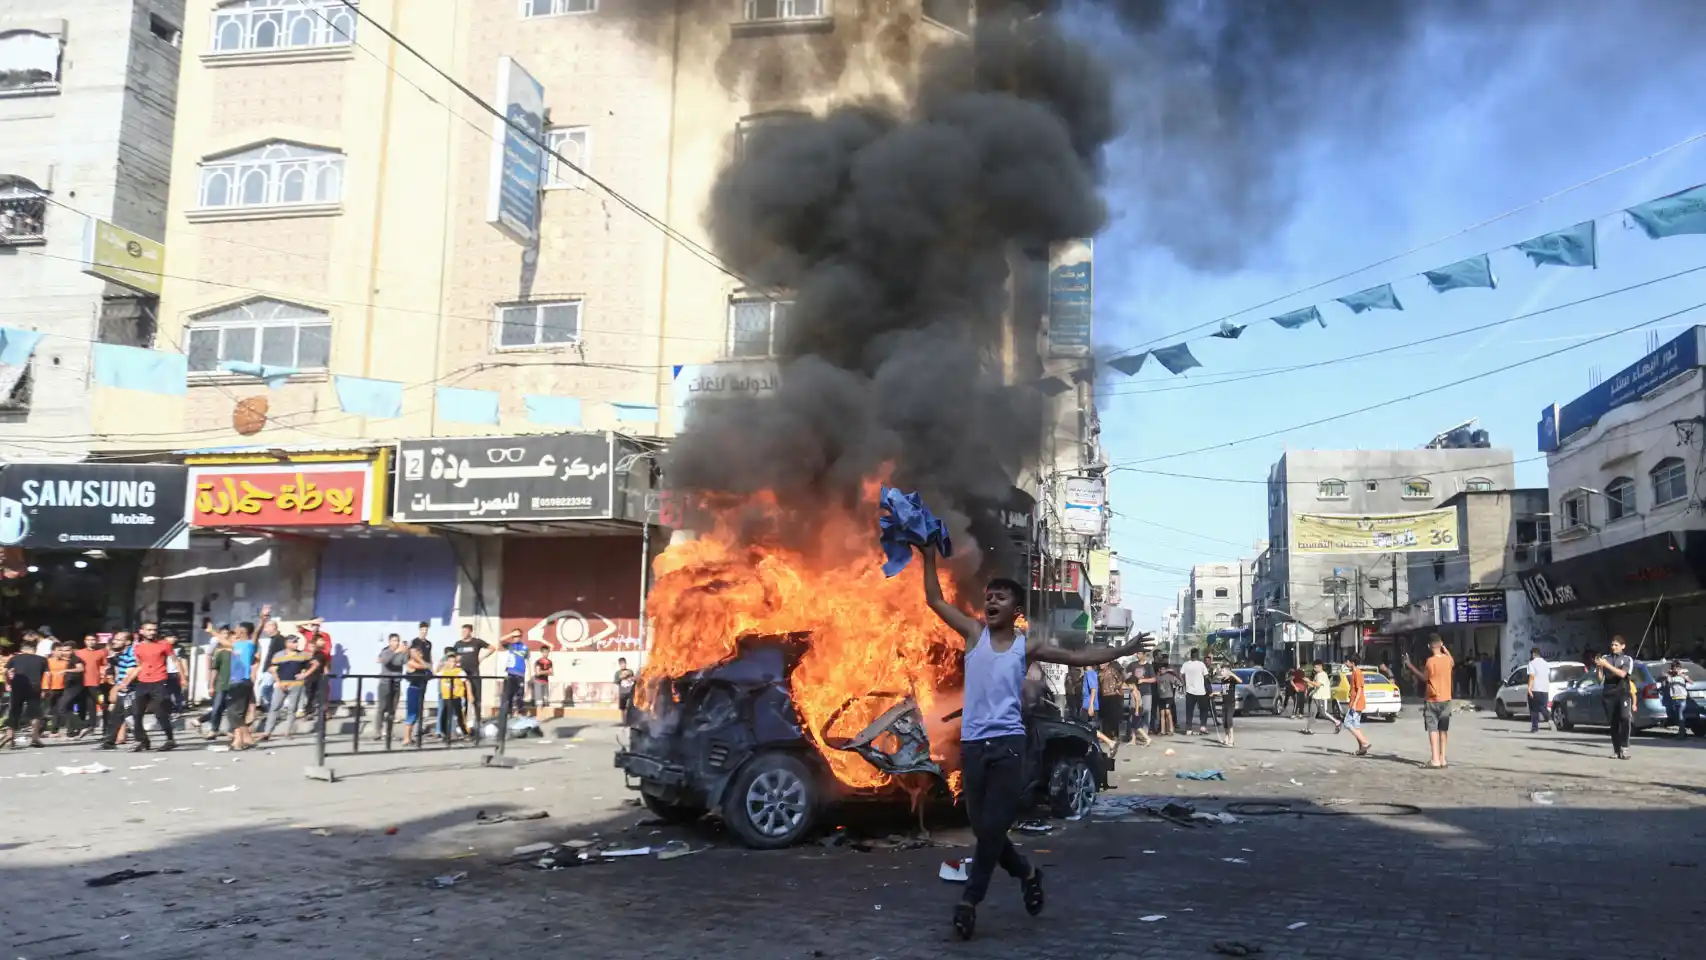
[392,431,658,708]
[1516,530,1706,660]
[0,461,189,643]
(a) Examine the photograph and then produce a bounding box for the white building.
[1522,326,1706,656]
[0,0,183,460]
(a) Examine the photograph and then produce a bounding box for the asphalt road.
[2,704,1702,959]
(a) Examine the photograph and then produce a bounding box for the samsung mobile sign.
[0,463,189,549]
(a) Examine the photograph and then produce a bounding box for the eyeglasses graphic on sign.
[0,497,28,547]
[487,447,526,463]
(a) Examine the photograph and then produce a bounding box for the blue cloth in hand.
[878,486,952,577]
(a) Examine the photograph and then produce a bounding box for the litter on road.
[1140,915,1167,923]
[656,840,702,861]
[1176,770,1227,781]
[601,846,652,858]
[939,859,971,882]
[1531,791,1556,805]
[1287,922,1309,931]
[476,809,550,824]
[86,868,183,887]
[428,872,467,889]
[513,842,557,856]
[57,763,111,776]
[210,785,239,794]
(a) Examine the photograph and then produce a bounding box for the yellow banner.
[82,219,164,296]
[1292,509,1457,554]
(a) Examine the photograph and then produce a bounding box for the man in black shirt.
[453,624,493,729]
[3,648,48,749]
[1596,635,1638,760]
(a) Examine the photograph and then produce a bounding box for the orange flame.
[643,485,965,789]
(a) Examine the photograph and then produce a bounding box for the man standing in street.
[1664,660,1692,738]
[1180,648,1210,736]
[1302,660,1339,735]
[1133,653,1155,744]
[403,632,433,745]
[224,624,260,751]
[105,632,135,747]
[256,636,312,741]
[1595,636,1637,760]
[1099,660,1124,741]
[105,623,176,753]
[1341,653,1372,757]
[1080,663,1099,728]
[371,633,408,740]
[2,643,47,748]
[1403,634,1455,768]
[452,624,493,724]
[438,649,468,741]
[916,543,1145,940]
[531,646,554,715]
[500,629,528,719]
[1527,647,1552,733]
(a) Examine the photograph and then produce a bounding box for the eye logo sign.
[523,609,642,652]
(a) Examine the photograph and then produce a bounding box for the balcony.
[0,193,47,246]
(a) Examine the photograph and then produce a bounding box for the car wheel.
[1269,696,1284,716]
[1494,699,1510,720]
[642,792,707,825]
[724,752,818,850]
[1048,753,1098,820]
[1555,702,1574,732]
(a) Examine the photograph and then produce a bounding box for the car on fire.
[615,634,1111,849]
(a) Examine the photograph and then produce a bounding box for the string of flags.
[1087,182,1706,384]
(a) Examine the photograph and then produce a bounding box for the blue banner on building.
[485,56,546,245]
[1555,326,1703,442]
[1047,239,1093,358]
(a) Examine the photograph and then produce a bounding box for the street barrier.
[306,672,521,781]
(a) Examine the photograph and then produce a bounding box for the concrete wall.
[0,0,182,460]
[1546,371,1706,562]
[1405,489,1549,601]
[1267,447,1517,629]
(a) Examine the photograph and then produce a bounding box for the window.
[496,300,581,349]
[0,29,62,94]
[1212,613,1231,626]
[0,178,47,245]
[1605,476,1635,522]
[728,297,791,358]
[1515,518,1551,565]
[1365,480,1378,492]
[1321,576,1348,596]
[1213,587,1228,599]
[0,359,30,411]
[150,15,183,46]
[210,1,356,53]
[1652,457,1688,506]
[544,127,589,189]
[1560,492,1589,530]
[1465,477,1494,492]
[522,0,596,16]
[185,299,331,373]
[921,0,970,31]
[1193,589,1203,599]
[736,111,808,161]
[743,0,826,22]
[1368,577,1381,591]
[1402,478,1432,499]
[1316,479,1347,499]
[197,141,344,211]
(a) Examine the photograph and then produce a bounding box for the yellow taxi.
[1327,664,1402,721]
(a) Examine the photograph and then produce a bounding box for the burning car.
[616,634,1108,849]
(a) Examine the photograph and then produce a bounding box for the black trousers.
[123,681,174,748]
[502,675,526,718]
[464,672,483,721]
[54,687,86,734]
[960,735,1032,906]
[5,687,43,732]
[1605,694,1633,754]
[1185,693,1212,729]
[1098,695,1123,739]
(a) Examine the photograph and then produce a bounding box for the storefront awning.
[1516,531,1706,614]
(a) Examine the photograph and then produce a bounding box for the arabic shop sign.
[392,432,615,523]
[187,464,376,527]
[1555,325,1703,443]
[1435,591,1508,624]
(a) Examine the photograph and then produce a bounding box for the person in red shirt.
[103,621,177,753]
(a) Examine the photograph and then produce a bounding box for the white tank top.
[961,627,1027,741]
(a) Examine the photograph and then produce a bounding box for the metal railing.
[310,672,529,772]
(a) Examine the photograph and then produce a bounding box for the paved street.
[2,706,1702,960]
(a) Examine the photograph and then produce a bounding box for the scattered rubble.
[86,868,184,887]
[475,809,549,825]
[1175,770,1226,781]
[58,762,111,776]
[428,871,467,889]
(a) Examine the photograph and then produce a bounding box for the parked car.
[1492,662,1588,720]
[1550,659,1706,733]
[1230,668,1282,715]
[1327,664,1402,720]
[615,634,1111,849]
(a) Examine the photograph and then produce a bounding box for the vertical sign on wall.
[486,56,546,244]
[1047,238,1094,358]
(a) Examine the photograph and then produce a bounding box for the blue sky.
[1076,8,1706,628]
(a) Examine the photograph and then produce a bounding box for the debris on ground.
[1163,748,1177,756]
[86,868,183,887]
[1140,914,1167,922]
[656,840,702,861]
[308,828,333,837]
[1212,940,1263,956]
[57,762,111,776]
[1191,812,1240,825]
[1220,857,1249,864]
[183,914,262,931]
[1287,779,1303,786]
[1286,921,1309,931]
[210,785,239,794]
[1175,770,1226,781]
[939,858,971,882]
[1089,795,1194,822]
[1012,820,1053,834]
[562,839,596,850]
[513,842,557,857]
[601,846,652,858]
[428,871,468,889]
[1530,791,1556,805]
[507,717,543,738]
[475,809,550,825]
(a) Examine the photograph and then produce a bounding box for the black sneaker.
[1022,867,1045,916]
[130,743,150,753]
[952,902,976,940]
[158,741,177,752]
[98,742,117,751]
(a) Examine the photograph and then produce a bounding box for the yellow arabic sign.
[82,219,164,295]
[1292,509,1458,554]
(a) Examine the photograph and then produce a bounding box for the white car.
[1493,662,1589,719]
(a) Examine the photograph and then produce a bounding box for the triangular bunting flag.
[1516,220,1596,268]
[1271,306,1325,330]
[1107,353,1148,376]
[1151,343,1201,374]
[1211,322,1246,339]
[1424,254,1497,292]
[1336,283,1403,314]
[1626,184,1706,239]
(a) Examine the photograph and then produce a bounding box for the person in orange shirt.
[1342,652,1373,758]
[1402,634,1455,768]
[42,641,72,736]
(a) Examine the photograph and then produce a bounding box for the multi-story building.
[1264,442,1517,661]
[1519,327,1706,657]
[1181,557,1255,639]
[81,0,988,703]
[0,0,184,459]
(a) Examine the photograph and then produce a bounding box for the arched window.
[1402,477,1432,499]
[1465,477,1494,492]
[185,298,332,373]
[1652,457,1688,506]
[1605,476,1635,521]
[0,176,48,245]
[1213,587,1229,599]
[198,141,344,210]
[1316,479,1347,499]
[208,1,358,54]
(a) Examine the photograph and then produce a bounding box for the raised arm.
[1028,632,1151,667]
[1401,657,1427,683]
[918,546,980,642]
